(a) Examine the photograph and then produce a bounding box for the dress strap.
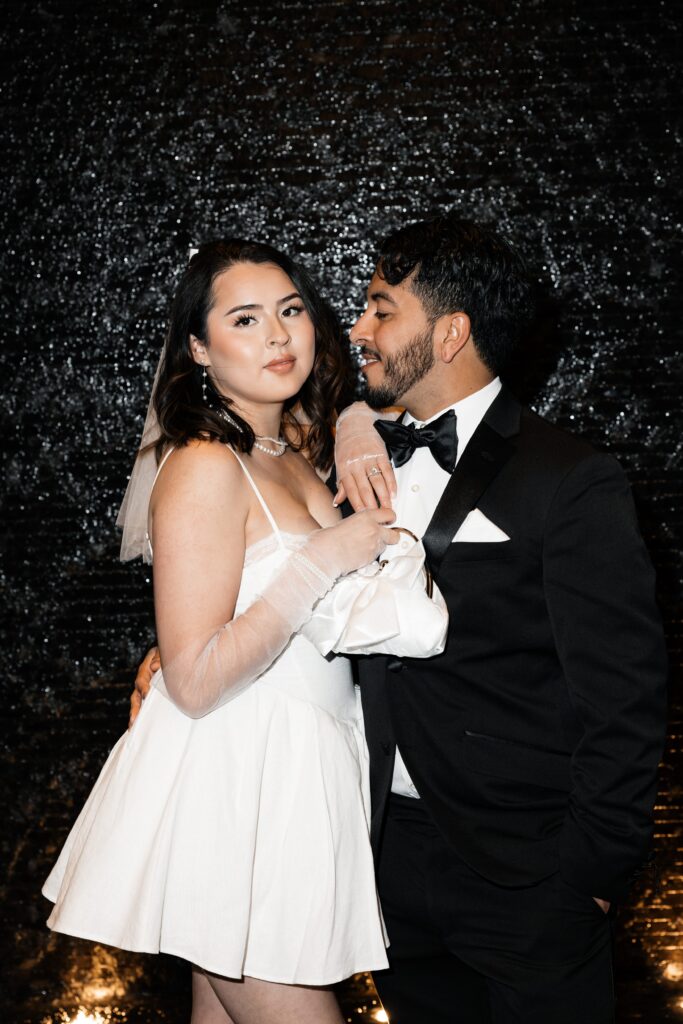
[151,446,176,491]
[227,448,287,552]
[145,447,176,560]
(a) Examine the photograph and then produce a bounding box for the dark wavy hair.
[153,239,350,471]
[376,214,534,375]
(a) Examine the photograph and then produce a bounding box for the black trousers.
[373,795,615,1024]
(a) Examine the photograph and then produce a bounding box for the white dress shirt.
[385,376,503,798]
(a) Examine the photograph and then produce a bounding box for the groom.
[333,214,667,1023]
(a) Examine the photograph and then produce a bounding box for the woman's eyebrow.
[225,293,301,316]
[225,303,259,315]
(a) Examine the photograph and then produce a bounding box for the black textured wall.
[1,2,681,1022]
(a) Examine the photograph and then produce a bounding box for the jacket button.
[380,742,391,755]
[387,657,403,673]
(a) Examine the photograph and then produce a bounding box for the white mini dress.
[43,450,388,985]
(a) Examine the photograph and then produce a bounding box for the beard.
[364,325,435,409]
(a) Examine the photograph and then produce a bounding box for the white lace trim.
[243,531,310,568]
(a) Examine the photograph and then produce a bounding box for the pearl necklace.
[253,435,288,457]
[220,409,288,457]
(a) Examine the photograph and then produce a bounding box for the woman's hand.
[304,506,399,577]
[334,402,397,511]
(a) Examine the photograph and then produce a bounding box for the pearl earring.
[201,364,208,403]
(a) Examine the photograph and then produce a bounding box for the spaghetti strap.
[227,447,287,551]
[145,447,176,560]
[152,447,175,490]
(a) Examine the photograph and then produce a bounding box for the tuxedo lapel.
[422,387,521,573]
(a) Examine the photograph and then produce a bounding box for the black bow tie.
[375,409,458,474]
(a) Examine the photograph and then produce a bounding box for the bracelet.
[291,552,336,591]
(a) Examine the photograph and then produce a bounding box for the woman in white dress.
[43,239,399,1024]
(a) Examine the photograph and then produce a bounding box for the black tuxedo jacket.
[345,386,667,903]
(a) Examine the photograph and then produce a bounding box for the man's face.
[349,269,436,409]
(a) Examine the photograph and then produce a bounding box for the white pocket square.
[452,508,510,543]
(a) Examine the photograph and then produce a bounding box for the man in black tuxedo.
[334,214,667,1023]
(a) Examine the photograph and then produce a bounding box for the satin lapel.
[422,388,521,574]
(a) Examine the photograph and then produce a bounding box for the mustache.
[358,346,381,360]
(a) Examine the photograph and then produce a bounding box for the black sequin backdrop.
[1,2,681,1022]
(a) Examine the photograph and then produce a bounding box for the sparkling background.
[1,1,681,1021]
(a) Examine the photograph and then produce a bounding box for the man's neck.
[402,375,497,422]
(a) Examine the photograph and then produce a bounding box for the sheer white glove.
[158,508,397,719]
[334,402,399,510]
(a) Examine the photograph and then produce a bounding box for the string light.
[664,962,683,982]
[42,1012,110,1024]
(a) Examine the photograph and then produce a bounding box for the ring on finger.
[367,466,382,478]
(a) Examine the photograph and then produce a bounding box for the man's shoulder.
[518,405,606,466]
[490,385,605,471]
[513,404,627,499]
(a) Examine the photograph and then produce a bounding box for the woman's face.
[191,261,316,409]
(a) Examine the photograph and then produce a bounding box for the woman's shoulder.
[153,440,249,506]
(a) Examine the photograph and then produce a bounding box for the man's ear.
[439,313,471,364]
[189,334,209,366]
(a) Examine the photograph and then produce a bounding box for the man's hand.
[128,647,160,729]
[593,897,611,914]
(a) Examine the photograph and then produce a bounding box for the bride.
[43,239,400,1024]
